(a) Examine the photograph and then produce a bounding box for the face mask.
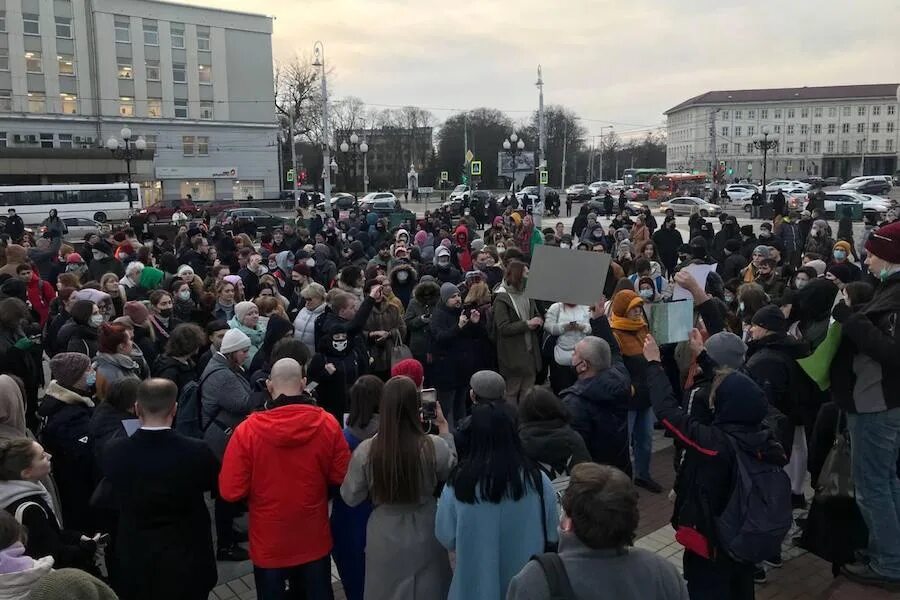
[738,301,745,314]
[724,293,734,304]
[158,308,173,318]
[396,271,409,283]
[178,290,191,301]
[89,314,104,327]
[92,250,105,260]
[438,257,450,267]
[332,340,348,352]
[497,246,506,255]
[639,289,654,300]
[257,316,269,330]
[833,250,846,261]
[306,258,315,268]
[795,278,808,289]
[268,262,278,271]
[85,371,96,387]
[880,268,895,282]
[560,243,570,249]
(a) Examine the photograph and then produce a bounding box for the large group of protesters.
[0,194,898,600]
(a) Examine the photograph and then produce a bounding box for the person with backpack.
[507,462,687,600]
[643,332,790,600]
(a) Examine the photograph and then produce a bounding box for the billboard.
[497,151,536,177]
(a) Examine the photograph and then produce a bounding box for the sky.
[183,0,900,140]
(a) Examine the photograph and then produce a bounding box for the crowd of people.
[0,196,898,600]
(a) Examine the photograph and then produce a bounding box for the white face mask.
[437,257,450,267]
[178,290,191,301]
[92,250,104,260]
[90,314,104,327]
[332,340,348,352]
[306,258,315,268]
[560,243,570,249]
[396,271,409,283]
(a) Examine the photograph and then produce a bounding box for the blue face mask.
[85,371,96,387]
[833,250,847,261]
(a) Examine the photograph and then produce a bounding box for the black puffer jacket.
[743,332,811,425]
[428,303,483,389]
[404,281,440,359]
[152,355,198,398]
[519,419,591,476]
[55,321,98,358]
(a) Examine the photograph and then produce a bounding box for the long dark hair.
[348,375,383,429]
[449,403,541,504]
[369,376,434,504]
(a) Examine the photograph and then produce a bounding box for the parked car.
[197,198,240,217]
[767,179,811,192]
[853,179,893,195]
[801,176,826,188]
[218,208,288,230]
[138,198,199,223]
[315,192,358,211]
[564,183,592,202]
[816,191,891,219]
[588,181,615,194]
[824,176,844,186]
[448,185,470,202]
[359,192,399,211]
[40,217,110,243]
[365,199,404,215]
[587,199,647,216]
[659,196,721,217]
[516,186,560,209]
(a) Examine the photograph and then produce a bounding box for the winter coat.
[364,301,406,374]
[649,363,786,559]
[716,251,748,283]
[25,272,55,327]
[743,333,811,425]
[87,255,124,282]
[0,549,54,600]
[94,352,143,401]
[543,303,591,366]
[493,285,542,378]
[37,381,95,533]
[404,283,440,360]
[652,227,683,272]
[55,321,98,358]
[805,232,835,258]
[101,429,218,600]
[389,263,417,309]
[429,303,483,389]
[43,308,69,358]
[151,355,197,398]
[27,237,61,281]
[199,352,254,460]
[518,419,591,476]
[227,316,265,369]
[87,402,131,481]
[219,399,350,568]
[293,302,326,356]
[831,272,900,414]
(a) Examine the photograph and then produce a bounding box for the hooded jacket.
[312,243,337,287]
[454,225,473,272]
[389,263,418,309]
[0,244,26,276]
[0,549,54,600]
[493,283,542,378]
[199,351,254,460]
[87,245,124,281]
[219,401,351,568]
[743,332,811,425]
[55,320,98,358]
[519,419,591,477]
[94,352,142,400]
[426,247,463,285]
[405,281,440,360]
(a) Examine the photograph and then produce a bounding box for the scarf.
[610,316,648,356]
[215,300,235,320]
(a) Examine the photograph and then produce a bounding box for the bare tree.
[273,54,322,143]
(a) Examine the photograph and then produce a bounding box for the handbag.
[817,411,854,499]
[390,331,413,366]
[536,472,559,553]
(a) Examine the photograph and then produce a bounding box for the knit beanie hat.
[704,332,747,369]
[234,301,257,322]
[826,263,852,284]
[66,252,84,264]
[832,240,852,255]
[724,239,741,253]
[470,370,506,401]
[220,328,251,354]
[414,230,428,245]
[610,289,643,317]
[123,301,150,326]
[440,282,460,304]
[391,358,424,388]
[50,352,91,388]
[138,266,164,290]
[29,568,118,600]
[751,305,787,333]
[865,220,900,264]
[806,259,827,276]
[470,239,485,253]
[752,245,771,258]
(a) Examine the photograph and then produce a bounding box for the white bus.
[0,183,142,224]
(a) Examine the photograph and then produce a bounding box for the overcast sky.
[184,0,900,139]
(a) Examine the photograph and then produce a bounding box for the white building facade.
[665,84,900,182]
[0,0,278,202]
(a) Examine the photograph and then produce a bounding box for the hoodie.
[426,246,462,285]
[0,546,54,599]
[454,225,473,272]
[218,401,351,568]
[0,244,26,277]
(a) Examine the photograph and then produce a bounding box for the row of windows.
[720,139,895,155]
[0,189,135,206]
[181,135,209,156]
[14,13,74,38]
[114,16,209,51]
[1,49,77,75]
[720,122,896,137]
[117,59,212,84]
[0,91,214,120]
[720,105,896,120]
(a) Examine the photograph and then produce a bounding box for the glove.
[832,300,851,323]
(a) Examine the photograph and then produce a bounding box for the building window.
[801,108,809,118]
[857,123,865,133]
[888,106,896,116]
[786,143,794,154]
[114,16,130,43]
[734,110,742,119]
[827,123,835,134]
[813,124,821,134]
[746,143,753,153]
[733,143,740,154]
[748,125,755,136]
[827,140,835,152]
[799,141,807,153]
[872,106,881,116]
[857,106,866,116]
[117,60,132,79]
[200,101,213,120]
[145,59,160,81]
[774,109,782,119]
[23,13,39,35]
[0,91,10,111]
[748,110,755,119]
[828,107,837,117]
[800,125,808,135]
[888,139,894,152]
[119,96,134,117]
[143,134,157,150]
[760,109,768,119]
[856,139,865,153]
[170,22,185,49]
[197,26,210,50]
[787,125,794,135]
[721,110,729,119]
[0,11,6,32]
[57,54,75,76]
[173,62,186,83]
[841,123,849,134]
[0,48,7,71]
[734,126,742,136]
[841,140,849,153]
[28,92,46,113]
[842,106,850,116]
[174,99,188,118]
[871,122,880,133]
[720,143,727,154]
[774,125,781,133]
[871,139,879,152]
[787,108,795,118]
[55,16,72,38]
[58,134,73,148]
[60,93,77,114]
[197,136,209,155]
[38,133,54,148]
[721,126,728,136]
[147,98,162,117]
[814,107,822,118]
[888,122,895,133]
[799,159,806,171]
[198,63,211,84]
[143,19,158,45]
[182,135,194,155]
[813,141,821,153]
[25,51,42,73]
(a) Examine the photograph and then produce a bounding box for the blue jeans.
[847,408,900,579]
[253,555,333,600]
[628,407,654,481]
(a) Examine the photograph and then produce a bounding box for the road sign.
[471,160,482,176]
[539,170,549,185]
[419,186,434,195]
[440,171,449,181]
[286,169,295,182]
[465,150,474,164]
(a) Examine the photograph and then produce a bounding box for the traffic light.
[727,168,733,176]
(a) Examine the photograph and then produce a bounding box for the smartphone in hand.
[420,388,438,421]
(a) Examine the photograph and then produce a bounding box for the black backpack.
[174,372,214,439]
[714,434,792,564]
[531,553,576,600]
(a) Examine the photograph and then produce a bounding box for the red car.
[138,198,198,222]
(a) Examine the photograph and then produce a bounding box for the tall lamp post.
[311,41,332,212]
[106,127,146,211]
[502,132,526,193]
[339,133,368,200]
[751,126,779,202]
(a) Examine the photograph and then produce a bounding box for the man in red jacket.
[17,263,55,327]
[219,356,350,599]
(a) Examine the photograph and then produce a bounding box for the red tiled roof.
[665,84,900,114]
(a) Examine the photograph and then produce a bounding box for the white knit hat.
[220,328,251,354]
[234,301,257,322]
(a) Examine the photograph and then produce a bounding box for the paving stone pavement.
[211,430,885,600]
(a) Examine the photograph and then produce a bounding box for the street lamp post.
[502,132,526,193]
[751,126,779,211]
[312,41,332,212]
[106,126,146,211]
[340,133,369,200]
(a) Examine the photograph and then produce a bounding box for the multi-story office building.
[333,126,433,191]
[665,84,900,181]
[0,0,278,202]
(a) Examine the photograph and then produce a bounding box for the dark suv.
[855,179,892,195]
